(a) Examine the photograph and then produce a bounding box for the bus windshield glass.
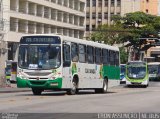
[120,65,125,75]
[127,62,146,79]
[148,65,158,74]
[18,45,61,69]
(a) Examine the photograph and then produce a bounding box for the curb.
[0,88,31,93]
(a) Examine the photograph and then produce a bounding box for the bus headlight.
[17,72,28,79]
[49,76,56,80]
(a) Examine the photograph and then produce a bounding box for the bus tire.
[66,80,77,95]
[32,88,42,95]
[143,85,148,88]
[95,79,108,93]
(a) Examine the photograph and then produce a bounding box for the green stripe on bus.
[103,65,120,80]
[17,77,63,89]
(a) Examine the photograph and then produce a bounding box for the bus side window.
[158,65,160,76]
[108,50,110,65]
[110,50,114,65]
[87,46,94,64]
[63,44,71,67]
[95,48,101,64]
[116,51,119,66]
[102,49,108,65]
[113,51,116,66]
[71,43,78,62]
[79,44,86,63]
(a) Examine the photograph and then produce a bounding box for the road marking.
[9,99,15,102]
[25,97,30,100]
[40,97,45,99]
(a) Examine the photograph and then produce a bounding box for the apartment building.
[140,0,160,61]
[86,0,140,39]
[2,0,85,61]
[121,0,140,16]
[141,0,160,16]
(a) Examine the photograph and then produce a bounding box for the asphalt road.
[0,82,160,118]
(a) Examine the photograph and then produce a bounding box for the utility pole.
[0,0,7,87]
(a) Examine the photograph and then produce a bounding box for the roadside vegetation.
[90,12,160,63]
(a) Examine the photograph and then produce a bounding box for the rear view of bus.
[125,61,149,88]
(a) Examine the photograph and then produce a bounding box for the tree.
[123,12,154,28]
[90,24,127,45]
[90,12,160,60]
[120,47,128,64]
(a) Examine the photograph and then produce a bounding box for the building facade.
[140,0,160,61]
[2,0,85,61]
[0,0,86,82]
[86,0,141,39]
[140,0,160,16]
[158,0,160,16]
[121,0,141,16]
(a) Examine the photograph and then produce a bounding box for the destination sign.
[20,36,61,44]
[127,62,146,67]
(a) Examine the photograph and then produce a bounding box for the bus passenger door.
[62,43,72,88]
[10,62,17,82]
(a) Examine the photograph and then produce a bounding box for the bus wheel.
[95,79,108,93]
[67,81,77,95]
[143,85,148,88]
[103,79,108,93]
[32,88,42,95]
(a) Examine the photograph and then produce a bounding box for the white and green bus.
[17,34,120,95]
[125,61,149,88]
[148,62,160,81]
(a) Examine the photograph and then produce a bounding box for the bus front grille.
[25,72,51,76]
[29,78,48,80]
[30,81,46,85]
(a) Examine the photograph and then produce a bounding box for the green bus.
[17,34,120,95]
[148,62,160,81]
[125,61,149,88]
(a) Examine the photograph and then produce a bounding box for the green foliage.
[120,47,128,64]
[151,17,160,31]
[91,24,127,45]
[123,12,154,27]
[91,12,160,48]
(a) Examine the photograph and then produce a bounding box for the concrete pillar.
[24,21,28,33]
[15,19,19,32]
[25,1,29,14]
[0,38,7,87]
[108,0,111,25]
[95,0,98,27]
[114,0,117,14]
[102,0,105,23]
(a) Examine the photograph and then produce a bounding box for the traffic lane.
[1,90,160,113]
[0,83,160,113]
[0,81,159,100]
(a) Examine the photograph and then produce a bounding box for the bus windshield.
[148,65,158,74]
[120,65,125,75]
[18,45,61,69]
[127,63,146,79]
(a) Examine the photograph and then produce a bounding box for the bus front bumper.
[17,77,62,89]
[126,79,148,86]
